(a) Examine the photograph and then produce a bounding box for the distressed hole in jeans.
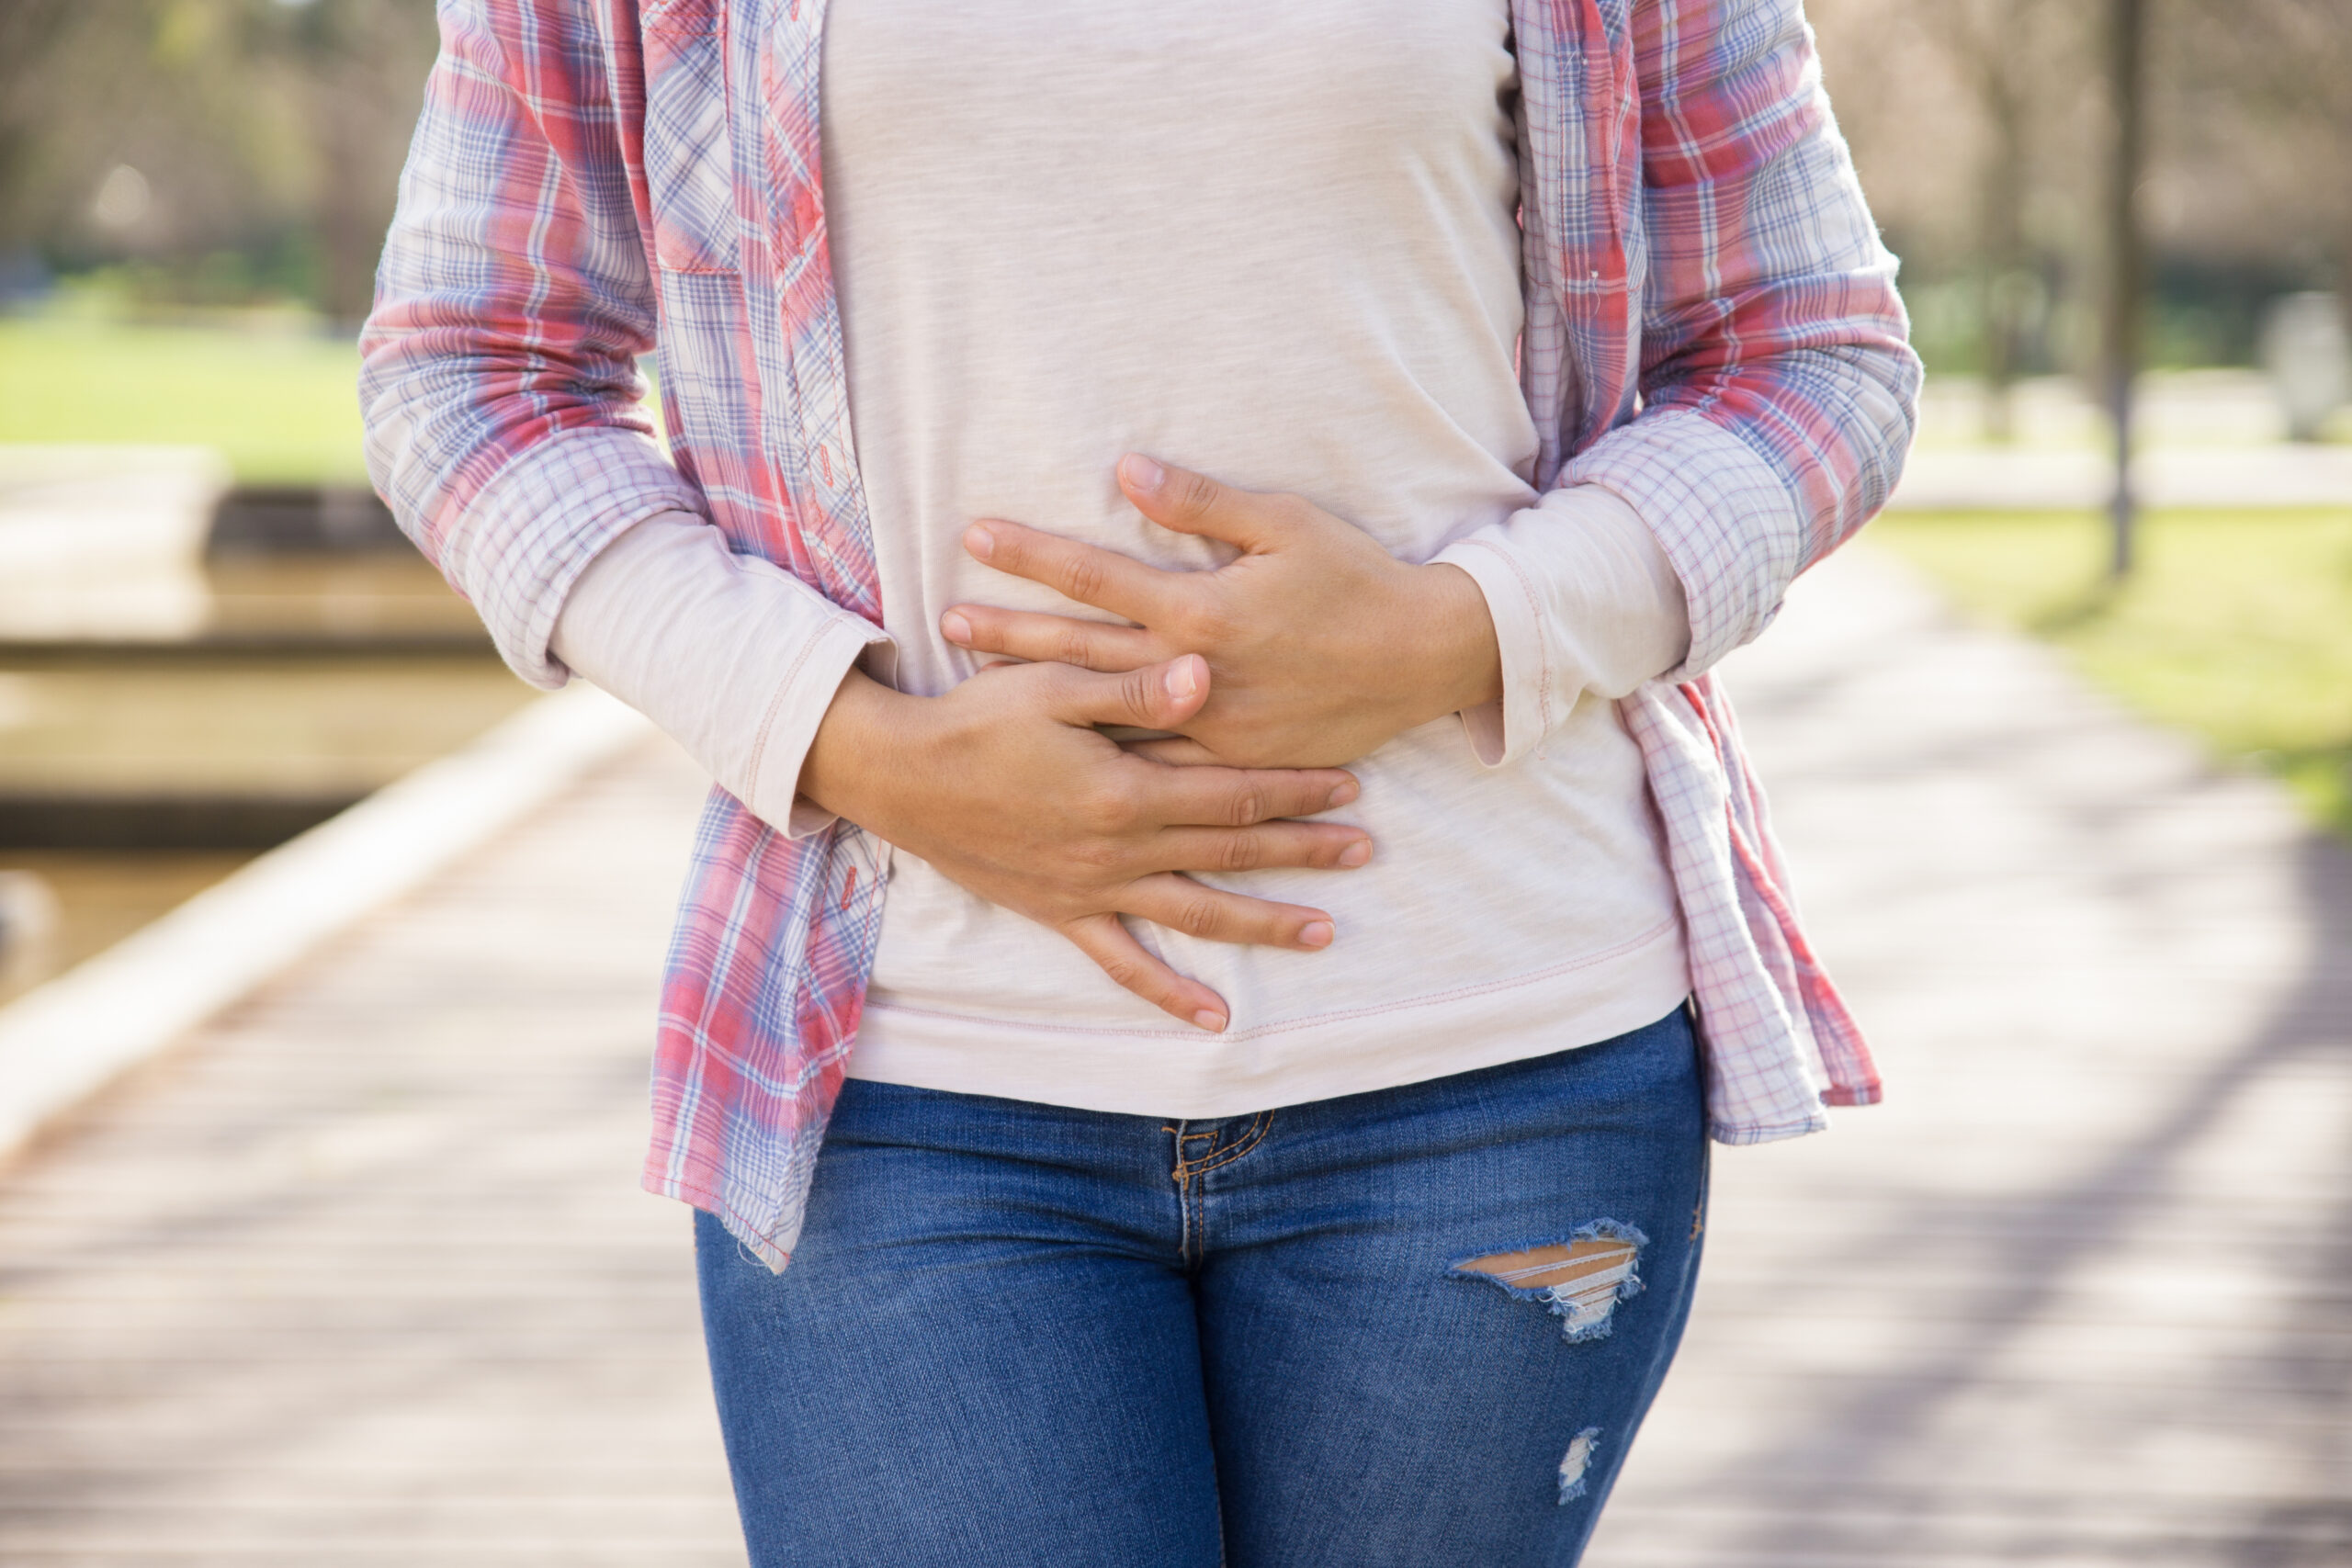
[1450,1220,1648,1341]
[1557,1427,1602,1503]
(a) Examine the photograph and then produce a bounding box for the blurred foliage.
[0,0,2343,369]
[1813,0,2350,382]
[1874,508,2352,839]
[0,303,367,481]
[0,0,438,323]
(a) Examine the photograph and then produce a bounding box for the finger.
[1118,454,1286,550]
[1142,761,1361,827]
[1121,872,1338,953]
[1046,656,1212,730]
[1059,911,1231,1032]
[942,604,1159,673]
[965,520,1175,622]
[1118,735,1221,766]
[1155,822,1374,874]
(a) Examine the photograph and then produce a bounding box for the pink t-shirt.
[820,0,1691,1113]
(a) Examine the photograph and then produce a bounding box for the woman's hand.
[939,456,1503,769]
[800,653,1371,1032]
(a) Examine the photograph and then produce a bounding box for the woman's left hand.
[943,455,1502,769]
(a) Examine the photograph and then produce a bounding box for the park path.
[1,543,2346,1565]
[1589,547,2351,1566]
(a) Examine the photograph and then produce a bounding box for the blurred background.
[0,0,519,1005]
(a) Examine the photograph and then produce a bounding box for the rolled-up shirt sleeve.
[551,511,889,839]
[360,0,722,690]
[1432,483,1690,768]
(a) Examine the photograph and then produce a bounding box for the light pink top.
[556,0,1698,1115]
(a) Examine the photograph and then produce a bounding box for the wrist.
[799,669,929,830]
[1406,562,1504,723]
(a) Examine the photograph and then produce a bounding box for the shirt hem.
[846,916,1690,1118]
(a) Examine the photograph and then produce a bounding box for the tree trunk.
[315,62,379,331]
[1980,68,2030,443]
[2102,0,2148,580]
[0,0,85,254]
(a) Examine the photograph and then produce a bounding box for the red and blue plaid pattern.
[363,0,1917,1269]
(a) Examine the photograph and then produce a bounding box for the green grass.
[0,314,368,484]
[1872,508,2352,840]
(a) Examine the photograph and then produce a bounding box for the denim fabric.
[696,1006,1708,1567]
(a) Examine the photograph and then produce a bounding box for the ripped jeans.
[695,1005,1708,1568]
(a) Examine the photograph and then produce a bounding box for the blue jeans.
[696,1006,1708,1568]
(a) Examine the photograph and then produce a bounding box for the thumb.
[1053,654,1210,730]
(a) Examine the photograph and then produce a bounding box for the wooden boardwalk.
[2,545,2346,1565]
[0,744,739,1566]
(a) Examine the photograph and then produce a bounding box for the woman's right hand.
[798,654,1369,1032]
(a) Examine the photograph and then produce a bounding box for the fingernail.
[1193,1009,1227,1032]
[964,524,995,561]
[1298,920,1334,949]
[1338,840,1370,867]
[1326,781,1358,807]
[1122,454,1166,493]
[1165,657,1200,701]
[941,610,972,643]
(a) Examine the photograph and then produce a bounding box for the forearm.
[797,668,930,834]
[1433,484,1691,766]
[1610,0,1918,671]
[550,511,888,836]
[1406,563,1506,722]
[357,0,684,688]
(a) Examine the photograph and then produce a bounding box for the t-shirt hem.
[844,917,1691,1118]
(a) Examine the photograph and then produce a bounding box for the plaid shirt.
[362,0,1917,1269]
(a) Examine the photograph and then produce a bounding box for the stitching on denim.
[1178,1163,1204,1269]
[1168,1123,1198,1267]
[1184,1109,1273,1177]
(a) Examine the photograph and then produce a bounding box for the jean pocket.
[642,2,739,275]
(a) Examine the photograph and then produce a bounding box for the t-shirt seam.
[1453,536,1554,746]
[743,616,853,796]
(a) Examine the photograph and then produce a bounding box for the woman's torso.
[824,0,1687,1114]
